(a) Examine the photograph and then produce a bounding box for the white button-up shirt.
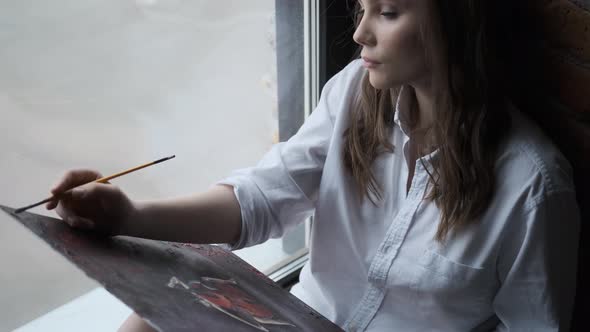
[218,59,580,331]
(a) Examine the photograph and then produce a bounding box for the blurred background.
[0,0,305,330]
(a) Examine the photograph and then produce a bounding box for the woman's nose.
[353,19,375,46]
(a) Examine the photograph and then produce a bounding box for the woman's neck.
[409,81,435,131]
[406,82,437,156]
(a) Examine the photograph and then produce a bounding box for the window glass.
[0,1,307,330]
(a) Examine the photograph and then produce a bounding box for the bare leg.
[118,312,157,332]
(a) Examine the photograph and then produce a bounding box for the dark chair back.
[533,1,590,330]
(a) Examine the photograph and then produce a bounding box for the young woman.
[47,0,580,330]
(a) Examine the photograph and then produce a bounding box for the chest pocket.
[412,249,498,306]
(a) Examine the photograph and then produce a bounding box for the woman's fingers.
[54,192,96,230]
[46,198,58,210]
[45,169,131,235]
[50,169,103,195]
[68,215,95,230]
[54,191,75,221]
[54,183,101,218]
[47,169,103,210]
[54,182,125,234]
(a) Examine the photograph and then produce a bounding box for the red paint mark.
[169,276,294,329]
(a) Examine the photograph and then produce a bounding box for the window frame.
[271,0,358,287]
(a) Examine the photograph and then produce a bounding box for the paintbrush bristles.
[14,197,54,214]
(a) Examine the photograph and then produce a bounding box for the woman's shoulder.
[314,59,366,124]
[494,104,576,208]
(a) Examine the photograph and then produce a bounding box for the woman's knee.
[118,312,157,332]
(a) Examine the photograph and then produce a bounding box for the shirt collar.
[393,85,440,168]
[393,85,411,137]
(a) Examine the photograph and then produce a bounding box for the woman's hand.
[46,169,137,236]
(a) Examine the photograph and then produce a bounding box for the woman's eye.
[381,12,398,18]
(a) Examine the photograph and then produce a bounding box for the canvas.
[1,205,343,332]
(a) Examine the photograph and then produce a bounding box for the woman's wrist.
[117,199,145,237]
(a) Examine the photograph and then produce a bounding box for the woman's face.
[353,0,432,90]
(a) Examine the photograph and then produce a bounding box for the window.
[0,1,313,330]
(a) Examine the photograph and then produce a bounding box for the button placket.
[345,154,434,331]
[381,244,392,254]
[349,195,423,331]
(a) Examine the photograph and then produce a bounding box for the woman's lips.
[362,57,381,68]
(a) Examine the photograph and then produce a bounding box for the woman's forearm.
[120,184,242,245]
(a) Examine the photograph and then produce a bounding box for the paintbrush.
[14,155,176,214]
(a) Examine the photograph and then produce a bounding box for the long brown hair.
[343,0,547,241]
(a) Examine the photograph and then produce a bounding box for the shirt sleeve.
[493,189,580,331]
[216,60,362,250]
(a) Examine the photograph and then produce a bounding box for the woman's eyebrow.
[360,0,406,8]
[379,0,404,6]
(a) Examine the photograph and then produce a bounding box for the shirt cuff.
[215,174,259,250]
